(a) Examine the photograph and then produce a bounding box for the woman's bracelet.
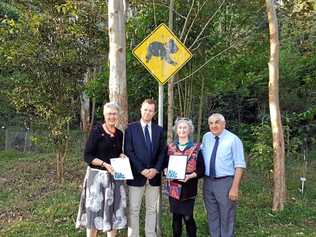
[101,161,105,167]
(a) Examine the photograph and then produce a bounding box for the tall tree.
[0,0,109,183]
[80,69,92,133]
[266,0,286,211]
[108,0,128,129]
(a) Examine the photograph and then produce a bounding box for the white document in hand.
[166,155,187,180]
[110,157,134,180]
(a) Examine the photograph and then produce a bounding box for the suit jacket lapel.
[151,123,157,152]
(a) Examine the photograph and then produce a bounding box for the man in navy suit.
[125,99,165,237]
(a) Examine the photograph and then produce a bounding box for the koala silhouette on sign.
[146,39,178,65]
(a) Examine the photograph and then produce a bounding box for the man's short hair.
[142,99,156,108]
[208,113,226,124]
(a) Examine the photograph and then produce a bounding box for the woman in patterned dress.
[165,118,205,237]
[76,102,127,237]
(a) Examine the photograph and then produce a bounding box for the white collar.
[140,119,152,128]
[212,129,226,139]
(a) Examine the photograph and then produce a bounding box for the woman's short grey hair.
[208,113,225,124]
[173,117,194,137]
[103,101,120,114]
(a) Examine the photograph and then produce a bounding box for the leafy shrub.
[30,132,54,153]
[248,123,273,176]
[283,110,316,159]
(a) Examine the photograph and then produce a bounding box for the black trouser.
[172,213,197,237]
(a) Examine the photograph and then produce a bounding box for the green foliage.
[229,122,254,153]
[29,132,53,153]
[84,67,109,121]
[284,109,316,159]
[248,123,273,174]
[0,1,19,21]
[84,69,108,100]
[0,1,109,157]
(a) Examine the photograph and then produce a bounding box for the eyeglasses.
[106,112,118,116]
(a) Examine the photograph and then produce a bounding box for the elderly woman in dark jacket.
[76,102,127,237]
[165,118,205,237]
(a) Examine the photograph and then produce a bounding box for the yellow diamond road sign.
[133,23,192,85]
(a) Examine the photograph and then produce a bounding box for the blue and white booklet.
[110,157,134,180]
[166,155,187,180]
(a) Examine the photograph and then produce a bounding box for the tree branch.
[175,43,235,85]
[190,42,201,51]
[189,0,226,49]
[183,0,208,44]
[153,0,157,27]
[180,0,195,40]
[155,2,186,19]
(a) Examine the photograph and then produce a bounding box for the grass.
[0,149,316,237]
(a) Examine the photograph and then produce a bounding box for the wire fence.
[0,127,86,153]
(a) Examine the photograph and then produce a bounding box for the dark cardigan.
[84,122,123,170]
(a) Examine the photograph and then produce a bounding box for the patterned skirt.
[76,167,127,232]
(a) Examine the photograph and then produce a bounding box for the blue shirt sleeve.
[232,136,246,168]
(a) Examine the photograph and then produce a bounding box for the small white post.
[299,177,306,195]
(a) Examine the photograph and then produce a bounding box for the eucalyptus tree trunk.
[80,68,91,133]
[180,77,193,118]
[54,121,69,184]
[108,0,128,130]
[90,97,96,130]
[56,144,66,184]
[266,0,286,212]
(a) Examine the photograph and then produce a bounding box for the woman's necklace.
[103,123,116,137]
[178,139,189,146]
[178,140,189,151]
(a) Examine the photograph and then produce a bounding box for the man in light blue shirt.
[201,113,246,237]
